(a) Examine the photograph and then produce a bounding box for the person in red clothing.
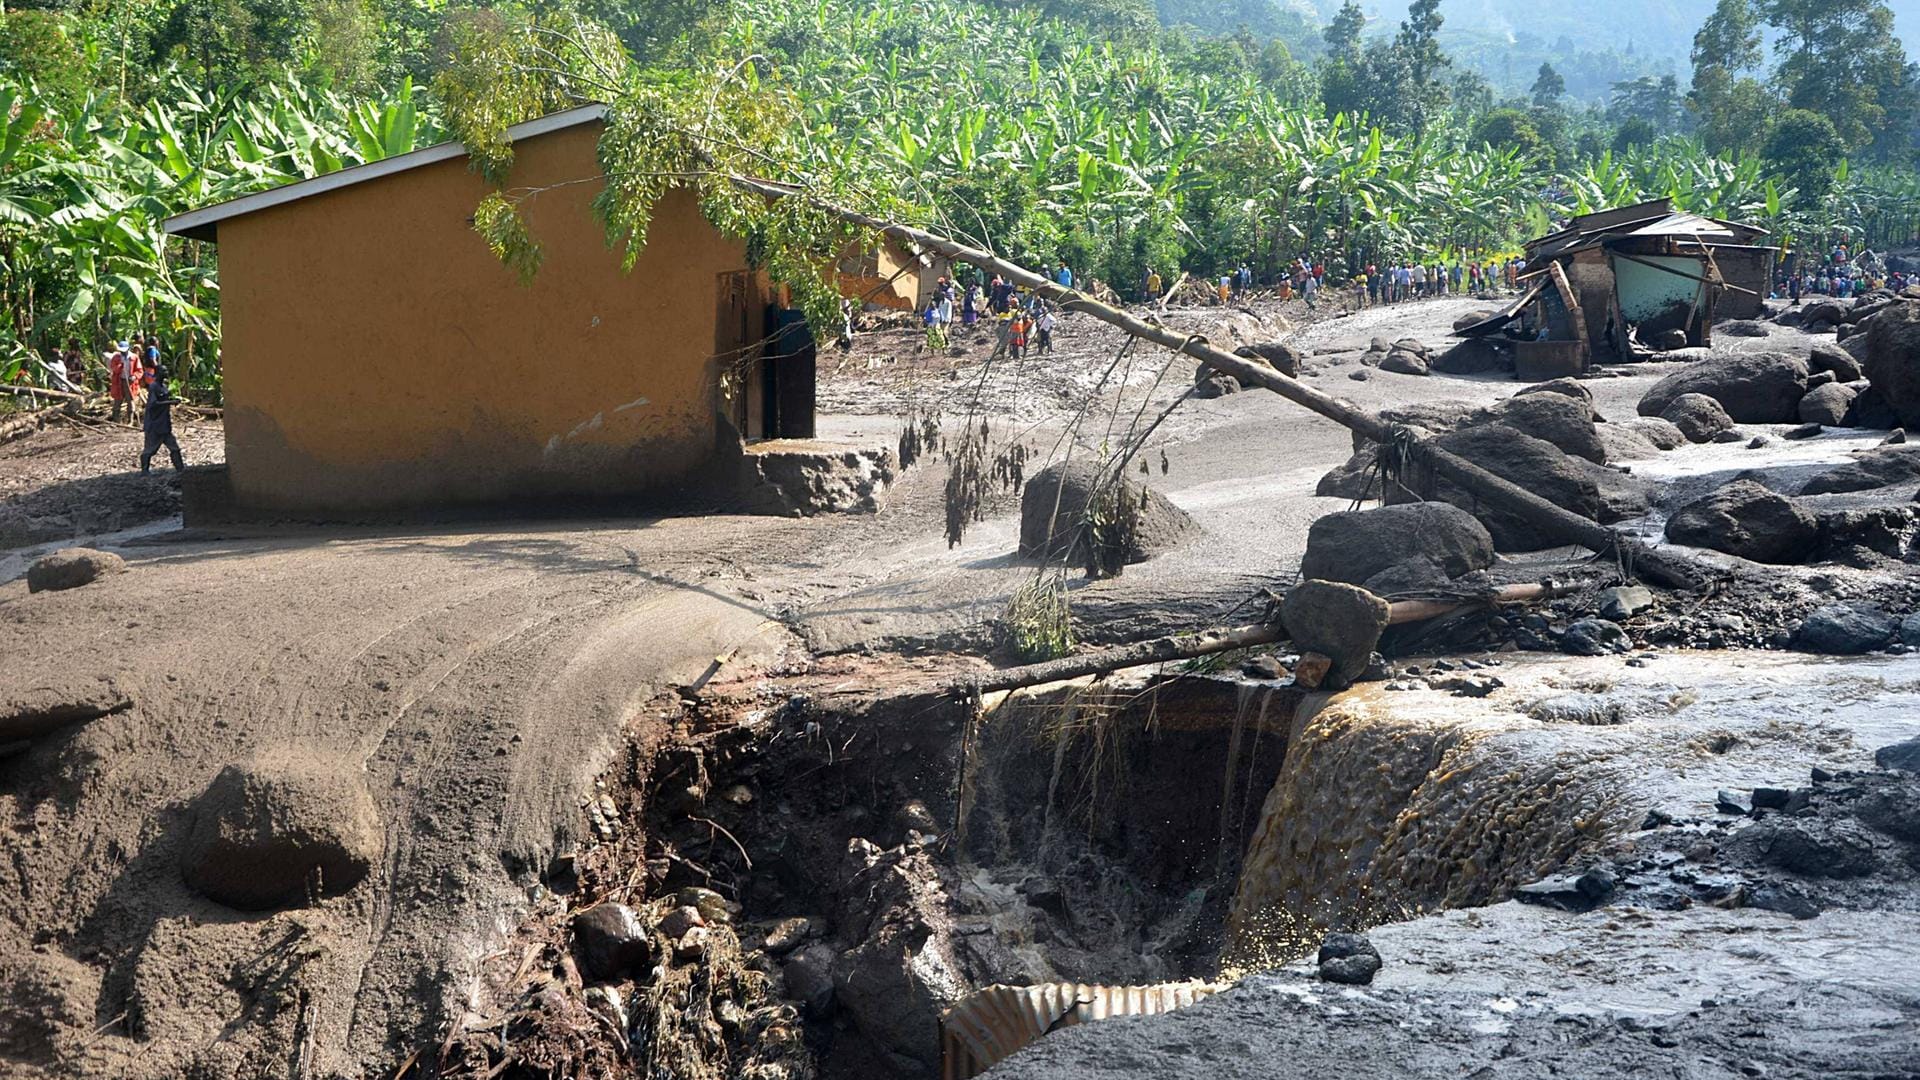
[107,340,137,424]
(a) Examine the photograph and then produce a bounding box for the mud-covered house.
[166,104,822,518]
[1460,199,1777,378]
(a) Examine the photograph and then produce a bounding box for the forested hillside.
[2,0,1919,397]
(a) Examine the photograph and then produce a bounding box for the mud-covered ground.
[5,288,1920,1078]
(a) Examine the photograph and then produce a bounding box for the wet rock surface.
[1299,503,1493,586]
[1638,352,1810,423]
[1665,480,1819,564]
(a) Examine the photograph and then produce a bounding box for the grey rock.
[782,943,838,1015]
[1801,446,1920,495]
[1380,348,1430,376]
[1301,503,1495,586]
[1194,372,1240,398]
[1232,341,1302,377]
[1862,301,1920,427]
[1391,424,1607,552]
[1019,460,1196,565]
[1900,613,1920,647]
[1478,391,1607,463]
[764,916,814,956]
[1717,789,1753,815]
[1431,337,1507,374]
[1750,819,1882,878]
[1316,933,1381,985]
[1598,585,1654,621]
[1665,480,1819,564]
[1513,376,1593,407]
[1360,556,1453,596]
[1845,385,1901,429]
[26,547,126,593]
[1783,422,1823,440]
[1874,736,1920,773]
[180,755,380,911]
[573,903,651,980]
[1712,428,1747,443]
[1621,416,1688,450]
[1637,352,1811,423]
[1793,604,1898,654]
[1659,393,1736,443]
[1561,618,1629,656]
[1799,382,1858,426]
[1282,580,1392,691]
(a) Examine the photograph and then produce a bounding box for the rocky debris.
[1314,933,1380,985]
[1637,352,1811,423]
[1812,505,1920,563]
[1453,310,1497,332]
[1596,423,1666,460]
[1793,604,1898,654]
[1431,337,1506,374]
[783,943,838,1016]
[1560,618,1629,656]
[1802,298,1850,327]
[658,905,709,957]
[1799,382,1858,425]
[1664,480,1819,564]
[763,916,815,956]
[1887,428,1908,445]
[1359,556,1450,596]
[1299,503,1494,586]
[1281,580,1391,691]
[1782,422,1823,440]
[572,903,652,981]
[179,753,381,910]
[1650,328,1689,351]
[1019,459,1196,565]
[1380,345,1430,376]
[25,547,126,593]
[1800,445,1920,495]
[1877,737,1920,773]
[0,676,132,742]
[1658,393,1736,443]
[1233,341,1300,377]
[829,841,969,1074]
[1513,867,1616,913]
[1597,585,1653,621]
[1862,301,1920,427]
[1744,818,1883,878]
[1313,450,1380,499]
[1620,416,1687,451]
[1717,320,1768,337]
[1809,341,1865,382]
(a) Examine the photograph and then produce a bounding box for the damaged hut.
[1460,199,1776,376]
[164,104,832,519]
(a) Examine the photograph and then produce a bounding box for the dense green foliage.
[5,0,1920,392]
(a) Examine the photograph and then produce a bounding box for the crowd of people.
[919,265,1065,359]
[35,335,185,473]
[1779,242,1906,301]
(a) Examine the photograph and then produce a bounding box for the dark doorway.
[762,307,817,440]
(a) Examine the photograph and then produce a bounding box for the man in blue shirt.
[1054,260,1073,290]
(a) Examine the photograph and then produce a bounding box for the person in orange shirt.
[1008,310,1030,359]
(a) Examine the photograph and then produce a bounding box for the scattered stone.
[1748,884,1822,920]
[1292,652,1333,689]
[1782,422,1823,440]
[1427,672,1502,697]
[1453,310,1497,333]
[1193,372,1240,398]
[25,547,126,593]
[1561,618,1628,656]
[1513,867,1616,912]
[1874,737,1920,773]
[1395,424,1607,552]
[1651,328,1690,351]
[1242,654,1288,680]
[1598,585,1654,621]
[1380,348,1430,376]
[1800,445,1920,495]
[573,903,651,980]
[1747,435,1771,449]
[1281,581,1390,691]
[1802,299,1850,326]
[180,754,380,910]
[1712,428,1746,443]
[1887,428,1908,445]
[894,799,938,839]
[1347,368,1371,382]
[659,904,707,941]
[1232,341,1301,377]
[1718,320,1768,337]
[1315,933,1381,985]
[1514,377,1594,407]
[1300,502,1495,585]
[1665,480,1819,564]
[764,917,814,956]
[1659,393,1736,443]
[1431,337,1506,374]
[1018,459,1196,564]
[675,886,734,925]
[1793,604,1898,654]
[1478,391,1607,463]
[1717,789,1752,816]
[1798,382,1857,426]
[1637,352,1811,423]
[782,943,838,1015]
[1751,787,1793,810]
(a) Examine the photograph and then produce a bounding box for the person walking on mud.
[140,366,186,473]
[1034,306,1056,354]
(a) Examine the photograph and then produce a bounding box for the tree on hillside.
[1322,0,1364,61]
[1471,107,1547,161]
[1529,62,1563,109]
[1608,74,1681,131]
[1763,107,1846,202]
[1688,0,1774,156]
[1762,0,1919,160]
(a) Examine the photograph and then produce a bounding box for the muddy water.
[1228,649,1920,964]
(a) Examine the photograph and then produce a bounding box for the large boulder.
[1794,604,1898,655]
[1513,377,1593,408]
[1799,382,1859,426]
[1664,480,1819,564]
[1800,445,1920,495]
[1597,423,1667,461]
[1315,449,1379,500]
[1845,384,1901,429]
[1620,417,1688,451]
[1019,459,1195,565]
[1300,503,1495,586]
[1803,299,1850,327]
[1660,393,1736,443]
[1282,580,1390,690]
[1387,425,1606,552]
[1862,302,1920,427]
[1453,310,1497,333]
[1380,348,1430,376]
[1809,342,1864,383]
[1637,353,1812,423]
[180,754,381,910]
[26,548,126,593]
[1477,392,1606,463]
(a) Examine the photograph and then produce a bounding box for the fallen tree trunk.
[730,174,1712,591]
[0,383,87,402]
[0,401,74,443]
[955,582,1562,696]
